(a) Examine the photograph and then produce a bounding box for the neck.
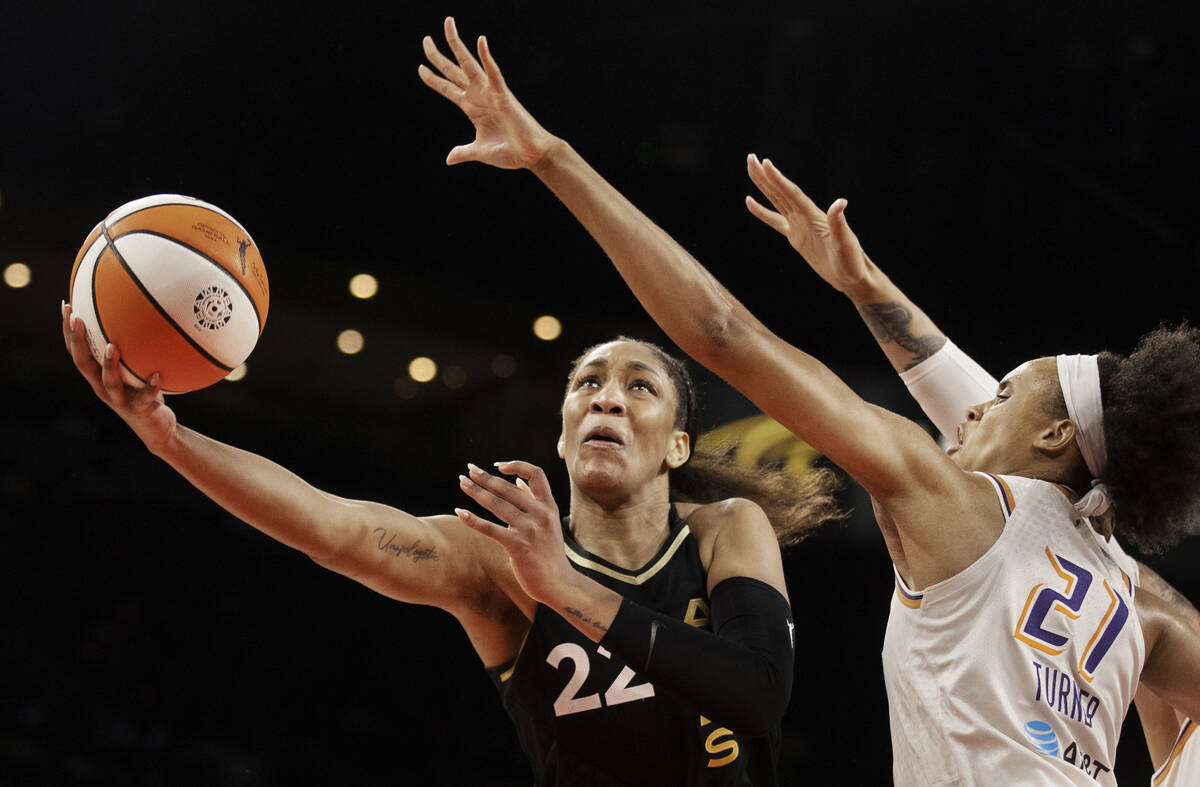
[567,478,674,569]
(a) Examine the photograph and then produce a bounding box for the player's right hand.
[418,16,557,171]
[62,300,177,455]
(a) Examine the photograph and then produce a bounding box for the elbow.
[688,304,755,371]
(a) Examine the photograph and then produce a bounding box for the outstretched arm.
[746,183,1000,440]
[419,19,1002,585]
[1136,563,1200,765]
[62,303,531,664]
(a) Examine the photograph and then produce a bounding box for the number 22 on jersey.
[546,642,655,717]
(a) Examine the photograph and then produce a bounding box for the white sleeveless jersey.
[1153,719,1199,786]
[883,473,1145,786]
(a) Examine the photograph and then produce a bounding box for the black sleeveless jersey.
[487,507,781,786]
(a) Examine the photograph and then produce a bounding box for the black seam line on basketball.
[91,236,113,350]
[111,228,262,330]
[101,223,234,373]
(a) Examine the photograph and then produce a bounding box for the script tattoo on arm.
[565,607,610,633]
[373,528,439,563]
[858,301,947,370]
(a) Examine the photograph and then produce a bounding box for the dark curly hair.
[1098,324,1200,553]
[566,337,846,547]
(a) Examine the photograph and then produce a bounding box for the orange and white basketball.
[68,194,269,394]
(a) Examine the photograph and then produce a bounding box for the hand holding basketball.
[419,17,557,170]
[62,301,177,456]
[68,194,269,394]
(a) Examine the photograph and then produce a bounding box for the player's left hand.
[456,460,572,604]
[744,154,875,297]
[419,16,557,170]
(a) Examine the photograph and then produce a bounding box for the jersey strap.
[1153,718,1197,785]
[979,472,1016,518]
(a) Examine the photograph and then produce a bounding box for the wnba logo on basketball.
[1023,720,1060,757]
[194,286,234,331]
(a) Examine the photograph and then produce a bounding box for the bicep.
[316,500,523,616]
[1140,589,1200,724]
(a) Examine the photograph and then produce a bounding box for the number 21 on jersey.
[1014,546,1131,682]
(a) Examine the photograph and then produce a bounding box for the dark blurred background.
[3,0,1199,783]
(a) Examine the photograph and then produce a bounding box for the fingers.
[826,197,861,249]
[443,17,486,83]
[453,507,511,543]
[746,153,823,222]
[417,63,465,104]
[422,34,467,88]
[63,304,106,394]
[744,195,790,235]
[460,463,529,525]
[99,343,129,407]
[476,35,507,90]
[493,460,553,501]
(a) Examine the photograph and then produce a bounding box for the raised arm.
[62,302,532,664]
[419,19,1003,585]
[746,188,1000,440]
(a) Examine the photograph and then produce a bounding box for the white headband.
[1056,354,1107,478]
[1057,354,1113,529]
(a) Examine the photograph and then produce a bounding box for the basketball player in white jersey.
[761,201,1200,787]
[419,19,1200,784]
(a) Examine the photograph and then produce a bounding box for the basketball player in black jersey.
[62,309,841,783]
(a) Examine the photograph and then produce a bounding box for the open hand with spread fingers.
[744,153,877,297]
[61,300,177,455]
[456,460,576,606]
[418,16,557,170]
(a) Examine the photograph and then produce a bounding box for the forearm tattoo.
[565,607,610,633]
[858,301,947,370]
[1139,566,1200,635]
[373,528,439,562]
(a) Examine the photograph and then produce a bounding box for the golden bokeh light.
[532,315,562,341]
[349,273,378,299]
[4,262,31,288]
[337,329,365,354]
[409,356,437,382]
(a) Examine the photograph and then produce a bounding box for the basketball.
[68,194,269,394]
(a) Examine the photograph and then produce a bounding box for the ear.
[557,431,566,459]
[1035,418,1078,458]
[665,429,691,469]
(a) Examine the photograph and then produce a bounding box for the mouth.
[583,426,625,449]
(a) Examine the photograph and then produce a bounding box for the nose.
[965,403,985,422]
[590,382,626,414]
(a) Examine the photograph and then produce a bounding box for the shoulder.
[675,498,787,598]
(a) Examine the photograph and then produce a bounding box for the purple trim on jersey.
[981,472,1015,516]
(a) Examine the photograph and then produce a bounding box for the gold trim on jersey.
[564,525,691,586]
[498,628,531,683]
[1153,718,1196,785]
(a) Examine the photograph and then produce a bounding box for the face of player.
[948,357,1064,475]
[558,341,690,500]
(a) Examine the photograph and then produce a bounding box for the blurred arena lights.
[224,363,248,382]
[4,262,31,288]
[393,376,418,399]
[409,356,437,383]
[491,354,516,378]
[337,329,365,354]
[533,315,562,341]
[348,273,378,299]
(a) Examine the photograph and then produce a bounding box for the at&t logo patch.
[1024,720,1060,757]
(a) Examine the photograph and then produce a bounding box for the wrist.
[527,135,568,176]
[840,258,890,305]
